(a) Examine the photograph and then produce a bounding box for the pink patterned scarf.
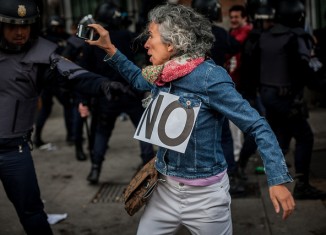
[142,55,205,86]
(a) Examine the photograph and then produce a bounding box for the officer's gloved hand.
[101,81,133,101]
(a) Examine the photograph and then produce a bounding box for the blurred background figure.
[236,0,275,180]
[313,9,326,108]
[33,15,74,149]
[192,0,246,196]
[225,5,253,168]
[61,17,89,161]
[257,0,326,200]
[77,0,155,184]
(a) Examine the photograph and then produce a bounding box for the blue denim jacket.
[105,50,293,186]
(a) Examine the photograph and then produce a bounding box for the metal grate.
[91,183,127,203]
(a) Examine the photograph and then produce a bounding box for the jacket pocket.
[178,95,201,109]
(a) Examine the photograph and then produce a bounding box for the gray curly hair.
[145,4,214,58]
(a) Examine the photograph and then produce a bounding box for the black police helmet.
[254,5,275,20]
[275,0,305,27]
[246,0,276,21]
[192,0,222,22]
[94,1,122,29]
[47,15,65,28]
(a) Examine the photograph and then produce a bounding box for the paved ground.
[0,102,325,235]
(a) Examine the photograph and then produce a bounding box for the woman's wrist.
[104,45,117,57]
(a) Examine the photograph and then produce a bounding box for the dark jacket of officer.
[0,36,110,139]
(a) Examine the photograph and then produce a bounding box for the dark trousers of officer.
[71,103,84,143]
[0,140,53,235]
[260,86,314,182]
[35,86,74,141]
[90,96,155,167]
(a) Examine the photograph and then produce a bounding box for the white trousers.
[229,120,243,160]
[137,173,232,235]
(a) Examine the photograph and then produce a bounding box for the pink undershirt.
[168,169,227,186]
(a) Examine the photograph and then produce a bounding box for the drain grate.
[91,183,127,203]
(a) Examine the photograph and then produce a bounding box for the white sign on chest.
[134,92,200,153]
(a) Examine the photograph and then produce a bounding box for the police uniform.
[258,0,326,200]
[0,1,118,234]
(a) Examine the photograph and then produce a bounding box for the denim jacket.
[105,50,293,186]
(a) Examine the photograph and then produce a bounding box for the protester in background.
[225,5,253,166]
[227,5,253,88]
[86,4,295,234]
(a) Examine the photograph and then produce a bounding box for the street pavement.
[0,102,325,235]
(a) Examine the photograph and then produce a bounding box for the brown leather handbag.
[123,157,164,216]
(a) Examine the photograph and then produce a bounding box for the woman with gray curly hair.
[145,3,214,58]
[86,3,295,235]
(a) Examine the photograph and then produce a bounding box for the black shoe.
[76,150,87,161]
[75,144,87,161]
[87,164,101,184]
[293,182,326,200]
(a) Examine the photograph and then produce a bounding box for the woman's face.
[3,23,31,46]
[144,22,174,65]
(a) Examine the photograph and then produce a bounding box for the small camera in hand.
[76,24,94,40]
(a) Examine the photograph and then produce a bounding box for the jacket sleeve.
[45,53,118,100]
[205,67,293,186]
[103,50,154,92]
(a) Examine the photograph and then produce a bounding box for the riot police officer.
[258,0,326,200]
[0,0,122,234]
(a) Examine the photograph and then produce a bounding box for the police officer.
[0,0,122,234]
[258,0,326,200]
[78,1,155,184]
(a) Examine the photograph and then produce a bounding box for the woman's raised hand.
[86,24,117,56]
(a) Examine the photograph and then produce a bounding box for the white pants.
[229,120,243,160]
[137,173,232,235]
